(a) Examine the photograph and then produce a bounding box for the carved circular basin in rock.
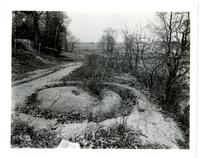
[37,86,97,114]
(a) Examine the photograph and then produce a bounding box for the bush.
[62,54,112,96]
[16,91,86,124]
[72,121,166,149]
[177,105,190,149]
[15,92,40,115]
[11,120,61,148]
[72,123,140,149]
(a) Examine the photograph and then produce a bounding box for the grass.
[160,104,189,149]
[11,119,62,148]
[71,123,140,149]
[71,122,166,149]
[12,49,73,82]
[16,86,137,124]
[90,94,137,123]
[176,106,190,149]
[61,54,113,96]
[15,92,87,124]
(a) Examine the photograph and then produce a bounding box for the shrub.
[16,91,86,124]
[73,123,140,149]
[176,105,190,149]
[72,121,166,149]
[15,92,40,115]
[11,120,61,148]
[62,54,111,96]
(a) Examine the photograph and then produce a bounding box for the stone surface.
[136,97,149,112]
[37,86,96,114]
[92,89,121,118]
[57,140,80,148]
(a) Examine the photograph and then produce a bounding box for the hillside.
[12,39,74,85]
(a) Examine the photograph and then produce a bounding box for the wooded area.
[12,11,78,55]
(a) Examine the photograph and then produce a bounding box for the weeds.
[11,120,61,148]
[15,92,86,124]
[61,54,112,96]
[72,124,140,149]
[16,86,137,125]
[15,92,40,115]
[176,105,190,149]
[71,122,166,149]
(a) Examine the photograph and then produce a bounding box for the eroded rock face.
[57,140,80,148]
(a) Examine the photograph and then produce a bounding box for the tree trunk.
[135,51,139,75]
[33,12,40,49]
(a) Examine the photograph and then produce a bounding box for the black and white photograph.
[11,10,191,149]
[0,0,199,157]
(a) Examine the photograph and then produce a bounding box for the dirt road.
[12,62,82,112]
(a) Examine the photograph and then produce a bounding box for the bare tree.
[99,27,117,55]
[122,27,134,71]
[122,25,146,75]
[153,12,190,111]
[98,27,118,69]
[66,33,79,53]
[32,11,43,49]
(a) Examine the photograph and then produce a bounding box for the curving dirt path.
[12,62,82,112]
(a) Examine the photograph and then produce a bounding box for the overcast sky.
[66,12,158,42]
